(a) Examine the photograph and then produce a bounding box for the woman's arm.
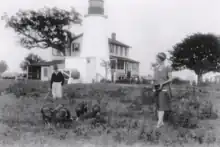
[161,66,173,86]
[50,73,54,89]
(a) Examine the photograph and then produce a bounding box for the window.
[117,60,124,70]
[120,47,123,56]
[90,0,103,7]
[132,63,138,71]
[71,43,80,52]
[110,44,114,53]
[115,46,119,55]
[43,67,48,77]
[110,60,116,69]
[125,48,128,57]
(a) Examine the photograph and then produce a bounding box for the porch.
[27,60,65,81]
[110,55,139,81]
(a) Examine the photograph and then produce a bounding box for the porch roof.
[29,60,65,66]
[110,55,139,63]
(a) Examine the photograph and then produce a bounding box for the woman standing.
[152,52,172,128]
[50,65,65,99]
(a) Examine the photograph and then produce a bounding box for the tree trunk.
[197,74,203,85]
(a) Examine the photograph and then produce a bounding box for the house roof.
[29,60,64,66]
[72,33,131,48]
[110,55,139,63]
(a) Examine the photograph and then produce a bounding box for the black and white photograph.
[0,0,220,146]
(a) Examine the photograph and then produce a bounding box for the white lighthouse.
[65,0,110,83]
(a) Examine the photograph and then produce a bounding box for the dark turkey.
[52,104,73,128]
[75,101,88,119]
[92,104,101,115]
[80,104,101,120]
[40,106,54,125]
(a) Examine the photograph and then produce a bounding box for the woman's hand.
[158,84,163,90]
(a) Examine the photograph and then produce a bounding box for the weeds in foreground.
[1,81,218,146]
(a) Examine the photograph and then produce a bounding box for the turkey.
[80,103,101,120]
[75,101,88,120]
[92,104,101,116]
[52,104,73,128]
[40,105,54,127]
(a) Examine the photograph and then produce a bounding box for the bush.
[172,77,190,85]
[100,78,112,83]
[116,78,130,84]
[71,69,80,79]
[169,91,218,128]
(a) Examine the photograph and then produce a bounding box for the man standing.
[50,65,65,99]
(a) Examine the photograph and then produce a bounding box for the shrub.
[116,78,130,84]
[71,69,80,79]
[100,78,112,83]
[172,77,190,85]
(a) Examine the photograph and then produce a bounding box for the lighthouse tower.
[81,0,108,58]
[65,0,110,83]
[81,0,110,82]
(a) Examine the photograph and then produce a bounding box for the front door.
[86,58,96,83]
[42,67,49,81]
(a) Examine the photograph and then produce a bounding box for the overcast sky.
[0,0,220,78]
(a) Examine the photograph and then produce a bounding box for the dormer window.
[72,43,80,52]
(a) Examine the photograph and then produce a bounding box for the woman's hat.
[157,52,167,61]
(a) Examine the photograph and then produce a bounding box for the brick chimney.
[111,33,116,40]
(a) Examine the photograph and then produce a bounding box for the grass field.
[0,79,220,146]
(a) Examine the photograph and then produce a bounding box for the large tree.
[169,33,220,83]
[0,60,8,73]
[20,53,44,71]
[2,7,82,55]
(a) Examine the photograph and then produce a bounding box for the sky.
[0,0,220,79]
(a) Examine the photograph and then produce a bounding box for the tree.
[20,53,44,71]
[0,60,8,73]
[2,7,82,55]
[169,33,220,84]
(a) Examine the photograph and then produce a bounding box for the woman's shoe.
[156,122,164,128]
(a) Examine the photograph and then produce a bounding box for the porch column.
[115,59,118,70]
[27,65,29,80]
[114,59,118,82]
[124,61,126,74]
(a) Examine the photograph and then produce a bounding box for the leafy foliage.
[20,53,44,71]
[0,60,8,73]
[2,7,82,55]
[169,33,220,81]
